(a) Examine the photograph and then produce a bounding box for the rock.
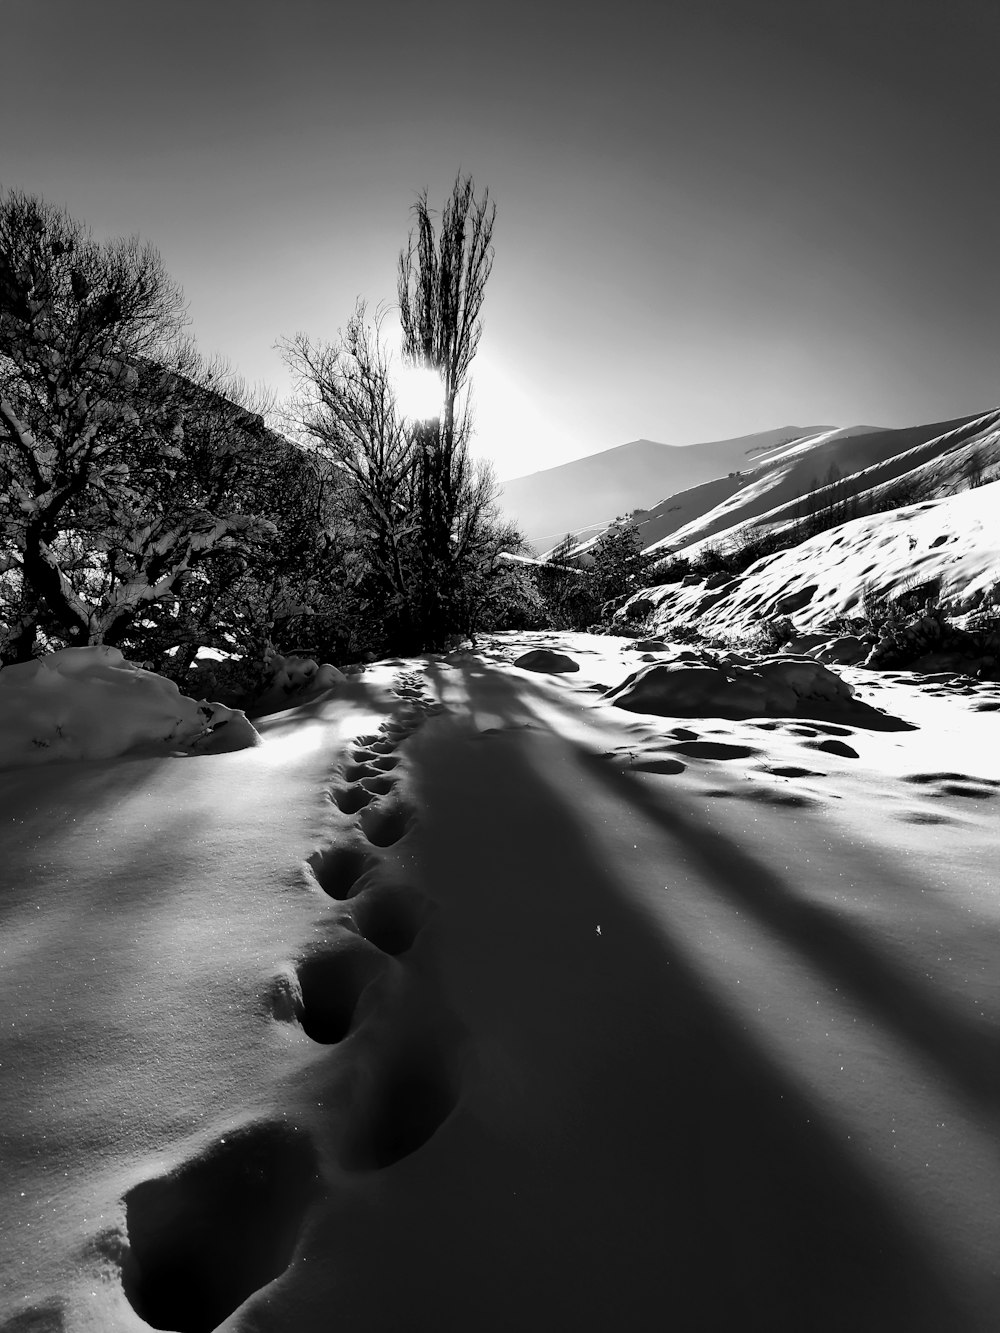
[814,636,867,666]
[624,597,654,623]
[601,593,632,620]
[513,649,581,674]
[603,656,852,719]
[782,633,831,654]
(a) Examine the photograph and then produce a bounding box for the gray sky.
[4,0,998,478]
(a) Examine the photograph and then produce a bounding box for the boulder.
[602,653,912,729]
[814,636,867,666]
[513,649,581,674]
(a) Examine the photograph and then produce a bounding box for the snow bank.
[0,647,260,769]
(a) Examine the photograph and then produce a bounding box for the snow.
[250,650,349,713]
[629,481,1000,640]
[0,646,260,768]
[1,631,999,1330]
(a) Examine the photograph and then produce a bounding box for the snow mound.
[603,651,912,729]
[513,649,581,673]
[0,647,260,769]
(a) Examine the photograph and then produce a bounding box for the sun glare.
[395,365,444,421]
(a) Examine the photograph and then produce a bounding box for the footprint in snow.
[328,783,375,814]
[120,1122,321,1333]
[670,740,759,761]
[307,844,378,900]
[358,799,413,848]
[286,940,387,1045]
[759,764,825,778]
[350,882,436,957]
[340,1032,466,1172]
[802,738,859,759]
[371,753,401,771]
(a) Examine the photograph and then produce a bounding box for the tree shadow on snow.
[379,665,983,1333]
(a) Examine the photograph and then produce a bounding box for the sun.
[394,364,444,421]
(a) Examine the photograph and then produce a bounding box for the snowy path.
[2,647,999,1331]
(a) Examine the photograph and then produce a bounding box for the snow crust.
[0,646,260,768]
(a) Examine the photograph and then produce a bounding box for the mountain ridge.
[499,427,828,549]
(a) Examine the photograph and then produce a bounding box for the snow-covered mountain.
[629,479,1000,643]
[615,407,1000,647]
[498,428,826,550]
[563,410,993,563]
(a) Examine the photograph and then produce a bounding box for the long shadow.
[398,703,978,1332]
[580,747,1000,1113]
[434,663,1000,1115]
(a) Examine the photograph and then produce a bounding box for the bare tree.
[397,174,498,646]
[284,178,522,652]
[282,302,418,639]
[0,189,278,662]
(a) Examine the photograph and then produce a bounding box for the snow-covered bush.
[0,188,348,675]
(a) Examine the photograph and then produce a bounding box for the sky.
[3,0,999,480]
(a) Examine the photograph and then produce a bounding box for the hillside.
[642,413,989,559]
[563,412,991,567]
[622,480,1000,647]
[606,407,1000,670]
[498,428,825,549]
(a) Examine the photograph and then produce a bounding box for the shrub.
[743,615,796,653]
[645,555,690,585]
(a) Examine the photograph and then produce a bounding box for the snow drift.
[0,646,260,768]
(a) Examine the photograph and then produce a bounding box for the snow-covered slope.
[499,427,823,550]
[627,481,1000,641]
[568,410,993,563]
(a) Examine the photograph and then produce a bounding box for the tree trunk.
[21,522,90,645]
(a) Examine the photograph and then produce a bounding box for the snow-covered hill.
[567,410,994,563]
[622,479,1000,645]
[499,427,824,550]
